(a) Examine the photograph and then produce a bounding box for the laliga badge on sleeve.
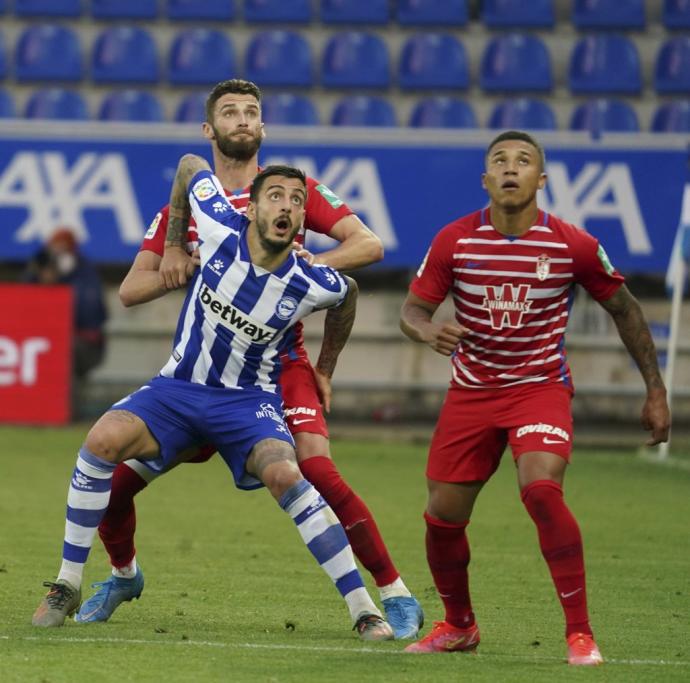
[192,177,218,201]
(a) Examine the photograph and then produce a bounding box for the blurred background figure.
[22,227,108,380]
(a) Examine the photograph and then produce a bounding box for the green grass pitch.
[0,425,688,682]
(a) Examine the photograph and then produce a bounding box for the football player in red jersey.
[400,130,669,664]
[77,80,423,640]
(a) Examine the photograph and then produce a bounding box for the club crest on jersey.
[275,295,298,320]
[192,177,218,201]
[482,283,532,330]
[536,254,551,281]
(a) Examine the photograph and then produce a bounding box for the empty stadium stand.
[0,1,684,132]
[24,87,88,119]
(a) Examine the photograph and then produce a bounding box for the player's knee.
[520,479,563,522]
[262,460,302,498]
[84,425,122,462]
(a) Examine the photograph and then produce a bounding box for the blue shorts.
[110,376,294,490]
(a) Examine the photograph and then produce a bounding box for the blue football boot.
[382,595,424,640]
[75,567,144,623]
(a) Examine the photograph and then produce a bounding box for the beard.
[214,128,262,161]
[256,213,300,254]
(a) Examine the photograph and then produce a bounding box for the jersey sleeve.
[140,204,200,257]
[301,261,349,310]
[303,176,353,236]
[139,205,169,256]
[188,170,248,242]
[409,224,458,304]
[569,226,625,301]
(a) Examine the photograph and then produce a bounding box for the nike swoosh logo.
[292,418,315,425]
[543,437,566,444]
[560,588,583,599]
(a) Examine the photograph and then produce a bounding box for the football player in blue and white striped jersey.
[33,156,394,641]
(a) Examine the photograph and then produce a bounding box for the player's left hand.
[160,246,193,290]
[313,367,332,413]
[292,242,315,265]
[641,388,670,446]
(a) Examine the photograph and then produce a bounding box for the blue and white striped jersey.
[159,170,349,393]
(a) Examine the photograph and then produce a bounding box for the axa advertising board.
[0,123,685,275]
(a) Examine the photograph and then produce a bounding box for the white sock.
[379,577,412,601]
[112,558,138,579]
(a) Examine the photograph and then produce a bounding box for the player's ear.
[246,201,256,221]
[481,173,487,190]
[537,172,547,190]
[202,122,214,141]
[260,122,266,140]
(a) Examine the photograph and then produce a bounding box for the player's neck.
[212,151,259,192]
[246,227,291,273]
[489,202,539,236]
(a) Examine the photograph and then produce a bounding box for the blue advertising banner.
[0,121,686,275]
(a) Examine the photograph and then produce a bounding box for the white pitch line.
[1,634,689,667]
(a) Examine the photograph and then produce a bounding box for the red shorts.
[427,382,573,484]
[280,356,329,438]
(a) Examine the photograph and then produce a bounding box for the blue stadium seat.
[25,88,88,120]
[245,31,312,87]
[92,27,158,84]
[244,0,311,23]
[570,99,639,134]
[482,0,554,28]
[480,34,552,92]
[0,89,16,118]
[399,34,469,90]
[168,0,235,21]
[568,35,641,94]
[651,101,690,132]
[322,32,390,89]
[331,96,396,127]
[655,37,690,94]
[15,0,81,16]
[572,0,645,30]
[396,0,468,25]
[15,25,82,82]
[320,0,389,24]
[169,29,235,85]
[175,92,207,123]
[664,0,690,30]
[98,90,163,122]
[488,98,557,130]
[262,93,319,125]
[409,97,476,128]
[91,0,157,20]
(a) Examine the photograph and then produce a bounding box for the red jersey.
[140,175,352,359]
[410,208,624,391]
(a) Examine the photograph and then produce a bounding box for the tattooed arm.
[159,154,212,291]
[599,284,670,445]
[313,276,358,413]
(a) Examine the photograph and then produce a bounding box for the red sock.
[521,480,591,637]
[299,456,399,587]
[97,463,148,569]
[425,512,475,629]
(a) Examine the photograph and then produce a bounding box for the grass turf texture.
[0,425,688,682]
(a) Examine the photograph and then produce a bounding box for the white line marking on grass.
[2,634,689,667]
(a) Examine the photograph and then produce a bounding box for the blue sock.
[58,447,116,588]
[280,479,379,622]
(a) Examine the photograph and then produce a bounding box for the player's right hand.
[427,322,467,356]
[160,246,193,290]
